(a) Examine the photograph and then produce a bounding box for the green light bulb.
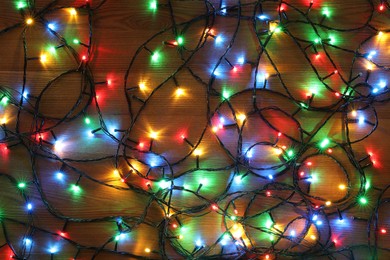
[18,182,26,189]
[320,138,330,148]
[177,36,184,45]
[151,52,159,62]
[16,1,27,9]
[150,1,157,10]
[359,197,367,205]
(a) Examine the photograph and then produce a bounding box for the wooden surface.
[0,0,390,259]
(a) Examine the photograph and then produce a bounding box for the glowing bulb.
[69,8,77,15]
[194,149,202,156]
[48,23,56,30]
[359,197,367,204]
[139,82,146,90]
[150,1,157,10]
[26,18,34,25]
[113,169,120,176]
[40,54,48,63]
[24,238,32,245]
[176,36,184,45]
[351,110,357,117]
[73,39,80,44]
[150,131,158,139]
[215,35,223,43]
[151,52,160,62]
[56,172,64,180]
[310,235,316,240]
[26,203,33,210]
[325,201,332,206]
[0,117,6,124]
[18,182,26,189]
[358,116,365,124]
[320,138,330,148]
[71,184,81,193]
[199,178,208,185]
[237,114,246,122]
[322,7,330,17]
[339,184,346,190]
[17,1,27,9]
[237,57,245,64]
[49,246,58,254]
[145,248,151,253]
[159,180,171,189]
[175,88,184,96]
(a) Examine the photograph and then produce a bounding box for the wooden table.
[0,0,390,259]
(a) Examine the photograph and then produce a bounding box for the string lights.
[0,0,389,259]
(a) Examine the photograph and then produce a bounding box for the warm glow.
[139,82,147,90]
[194,149,202,156]
[69,8,77,15]
[175,87,184,96]
[274,148,283,155]
[0,117,6,124]
[150,131,158,139]
[40,54,48,63]
[26,18,34,25]
[339,184,346,190]
[145,248,151,253]
[237,113,246,122]
[310,235,316,240]
[325,201,332,206]
[113,169,119,176]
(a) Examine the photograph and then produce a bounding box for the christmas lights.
[0,0,389,259]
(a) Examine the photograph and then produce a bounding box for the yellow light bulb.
[150,131,158,139]
[325,201,332,206]
[113,169,119,176]
[351,110,357,117]
[175,87,184,96]
[194,149,202,156]
[145,248,151,253]
[69,8,77,15]
[274,148,283,155]
[40,54,47,63]
[310,235,316,240]
[339,184,346,190]
[237,114,246,122]
[139,82,146,90]
[1,117,6,124]
[26,18,34,25]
